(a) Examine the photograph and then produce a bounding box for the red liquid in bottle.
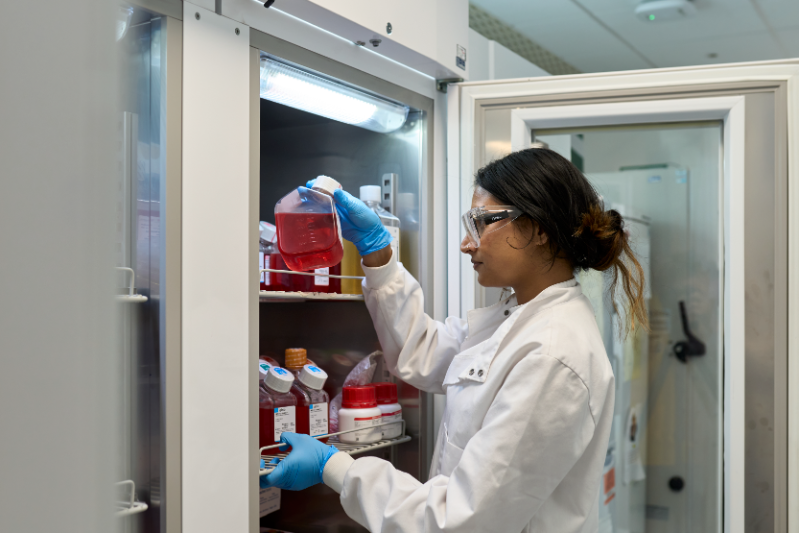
[306,262,342,294]
[275,212,344,272]
[258,386,275,452]
[291,384,311,435]
[289,383,330,443]
[268,251,298,292]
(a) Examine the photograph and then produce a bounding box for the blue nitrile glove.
[260,433,339,491]
[306,180,393,256]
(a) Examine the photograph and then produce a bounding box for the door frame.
[446,60,799,533]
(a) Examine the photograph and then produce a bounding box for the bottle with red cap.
[372,382,403,439]
[338,386,383,444]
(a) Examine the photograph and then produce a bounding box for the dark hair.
[475,147,648,333]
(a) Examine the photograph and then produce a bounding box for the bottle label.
[259,252,265,283]
[274,406,296,441]
[387,226,400,260]
[263,255,271,286]
[309,402,329,437]
[349,414,382,442]
[353,415,382,427]
[381,410,403,439]
[314,267,330,286]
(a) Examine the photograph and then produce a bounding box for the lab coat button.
[469,369,474,376]
[504,310,510,316]
[478,369,484,377]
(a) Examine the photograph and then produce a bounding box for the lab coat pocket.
[439,423,465,477]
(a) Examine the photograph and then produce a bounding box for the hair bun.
[573,205,624,271]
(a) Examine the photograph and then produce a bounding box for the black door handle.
[673,301,705,363]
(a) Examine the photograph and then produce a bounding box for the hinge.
[436,78,464,93]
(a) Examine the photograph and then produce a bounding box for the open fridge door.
[448,62,799,533]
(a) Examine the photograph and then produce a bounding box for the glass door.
[534,124,723,533]
[448,63,794,533]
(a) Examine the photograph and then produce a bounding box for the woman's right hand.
[307,180,392,257]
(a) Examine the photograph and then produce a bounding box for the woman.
[261,148,647,532]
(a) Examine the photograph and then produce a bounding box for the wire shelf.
[259,420,409,475]
[258,268,364,302]
[115,480,148,518]
[259,291,364,302]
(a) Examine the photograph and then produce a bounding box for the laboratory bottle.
[284,348,312,437]
[306,262,341,294]
[259,222,278,291]
[259,366,297,452]
[372,382,403,439]
[274,175,344,272]
[260,355,280,368]
[360,185,400,261]
[338,386,383,444]
[284,347,308,376]
[294,364,330,442]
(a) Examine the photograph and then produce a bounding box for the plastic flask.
[274,175,344,272]
[360,185,400,261]
[372,382,403,439]
[338,386,383,444]
[260,367,297,452]
[294,365,330,443]
[259,222,278,291]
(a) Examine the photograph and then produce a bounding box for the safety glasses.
[461,206,524,247]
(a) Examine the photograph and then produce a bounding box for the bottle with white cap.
[360,185,400,261]
[274,175,344,273]
[259,366,298,451]
[291,364,331,442]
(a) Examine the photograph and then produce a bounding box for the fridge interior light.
[259,56,409,133]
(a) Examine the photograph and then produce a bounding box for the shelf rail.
[260,268,365,281]
[115,480,148,517]
[259,420,409,476]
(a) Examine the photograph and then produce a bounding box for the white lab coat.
[322,252,615,533]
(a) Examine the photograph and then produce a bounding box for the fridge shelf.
[116,267,148,303]
[259,291,363,302]
[259,421,410,475]
[115,480,148,518]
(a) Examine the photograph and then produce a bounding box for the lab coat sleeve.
[361,251,468,394]
[328,353,598,532]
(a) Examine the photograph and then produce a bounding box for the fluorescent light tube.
[259,56,409,133]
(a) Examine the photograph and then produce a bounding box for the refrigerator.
[119,2,798,533]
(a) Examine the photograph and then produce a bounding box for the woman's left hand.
[260,433,339,490]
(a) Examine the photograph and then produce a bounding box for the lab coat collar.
[445,278,581,386]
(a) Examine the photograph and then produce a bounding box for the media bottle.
[372,382,403,439]
[274,175,344,272]
[338,386,383,444]
[341,186,400,294]
[284,348,319,439]
[294,365,330,442]
[360,185,400,261]
[259,366,297,452]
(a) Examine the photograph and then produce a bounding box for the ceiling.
[470,0,799,73]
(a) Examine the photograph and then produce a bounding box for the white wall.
[467,28,550,81]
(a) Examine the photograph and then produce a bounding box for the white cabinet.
[221,0,469,80]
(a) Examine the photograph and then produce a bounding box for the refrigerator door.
[448,63,798,533]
